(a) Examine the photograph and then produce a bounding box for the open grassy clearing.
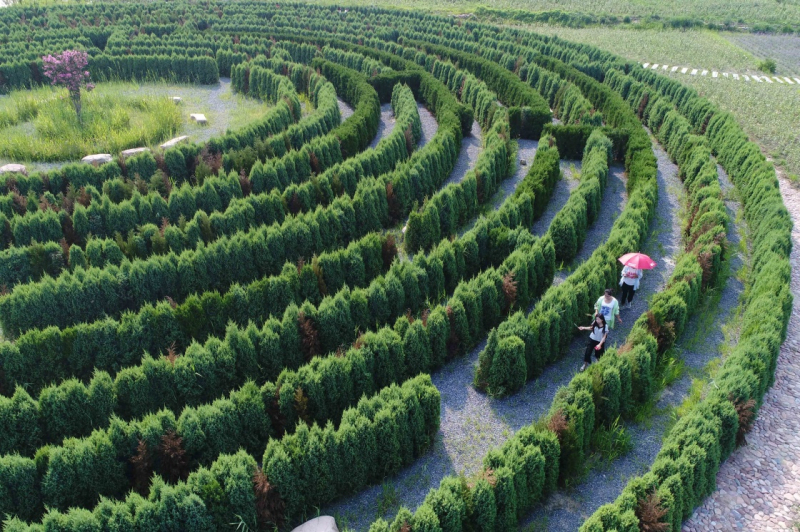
[0,78,273,169]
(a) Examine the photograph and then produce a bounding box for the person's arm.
[599,330,608,347]
[637,269,643,280]
[615,301,622,324]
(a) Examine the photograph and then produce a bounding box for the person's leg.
[621,283,634,306]
[584,340,598,364]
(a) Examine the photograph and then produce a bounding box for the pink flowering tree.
[41,50,95,120]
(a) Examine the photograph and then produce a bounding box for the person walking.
[577,314,608,372]
[594,288,622,329]
[619,264,643,309]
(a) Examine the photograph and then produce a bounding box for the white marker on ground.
[723,72,729,78]
[652,64,659,69]
[794,78,800,84]
[753,75,763,82]
[784,77,794,84]
[774,77,784,83]
[712,71,719,78]
[671,66,679,72]
[643,63,650,68]
[691,68,698,75]
[662,64,669,70]
[701,70,708,76]
[763,76,773,83]
[743,75,750,81]
[733,73,739,80]
[681,67,688,74]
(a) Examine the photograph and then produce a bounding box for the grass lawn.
[0,78,273,169]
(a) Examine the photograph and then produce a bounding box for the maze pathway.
[521,161,747,531]
[368,103,397,149]
[441,119,482,188]
[416,103,438,149]
[337,97,355,120]
[683,177,800,532]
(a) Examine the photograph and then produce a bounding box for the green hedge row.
[405,39,552,139]
[224,59,344,175]
[0,52,219,91]
[541,123,628,161]
[0,233,388,400]
[0,191,535,454]
[0,184,383,337]
[0,374,440,527]
[549,131,612,262]
[322,45,391,77]
[368,425,560,532]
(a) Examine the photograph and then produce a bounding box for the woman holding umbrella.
[618,252,657,309]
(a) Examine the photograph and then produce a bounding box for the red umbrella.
[618,252,657,269]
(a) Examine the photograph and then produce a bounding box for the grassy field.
[0,85,181,162]
[0,79,273,169]
[512,24,800,179]
[292,0,800,27]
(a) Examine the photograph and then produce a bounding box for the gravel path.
[520,162,746,531]
[416,104,437,149]
[325,141,682,531]
[368,103,395,149]
[529,160,582,236]
[552,163,628,285]
[337,97,354,120]
[683,175,800,532]
[441,119,482,187]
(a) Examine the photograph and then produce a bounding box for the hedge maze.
[0,3,791,531]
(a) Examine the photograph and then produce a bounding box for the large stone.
[190,113,208,124]
[290,516,338,532]
[0,163,27,175]
[160,135,189,149]
[121,147,150,158]
[172,97,182,104]
[82,153,113,164]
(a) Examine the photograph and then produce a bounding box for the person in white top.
[577,314,608,372]
[619,265,643,309]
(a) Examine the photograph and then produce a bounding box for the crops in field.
[0,3,791,531]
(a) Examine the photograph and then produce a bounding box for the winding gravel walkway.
[368,103,395,149]
[529,160,582,236]
[520,162,746,531]
[416,103,437,149]
[683,176,800,532]
[337,97,354,120]
[441,120,481,187]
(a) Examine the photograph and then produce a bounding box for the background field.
[501,24,800,181]
[299,0,800,27]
